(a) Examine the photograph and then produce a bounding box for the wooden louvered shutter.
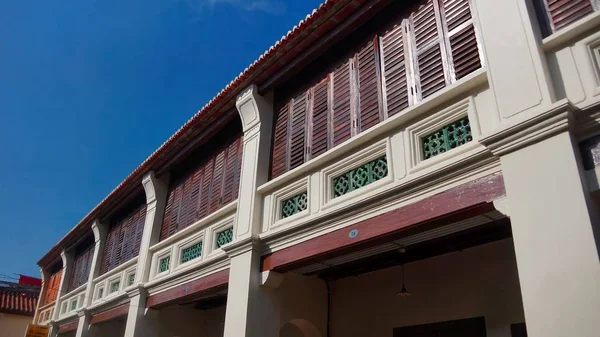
[160,188,175,241]
[332,61,353,146]
[357,37,384,132]
[180,174,196,231]
[222,138,241,204]
[411,0,449,100]
[271,104,290,178]
[132,205,146,257]
[310,76,331,159]
[101,228,114,274]
[233,137,243,200]
[168,184,183,238]
[184,167,202,228]
[544,0,595,31]
[442,0,482,80]
[290,92,308,170]
[210,149,226,212]
[381,21,412,117]
[197,158,214,219]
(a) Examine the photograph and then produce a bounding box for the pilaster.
[482,102,600,337]
[83,220,108,307]
[123,287,159,337]
[52,250,73,321]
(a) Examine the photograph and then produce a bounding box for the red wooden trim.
[90,304,130,325]
[262,172,506,272]
[58,320,79,334]
[146,269,230,308]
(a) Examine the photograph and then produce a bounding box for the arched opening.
[279,319,321,337]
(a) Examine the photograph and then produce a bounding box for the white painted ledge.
[542,11,600,51]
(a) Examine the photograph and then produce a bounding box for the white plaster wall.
[157,305,225,337]
[0,313,32,337]
[331,239,525,337]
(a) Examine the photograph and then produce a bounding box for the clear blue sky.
[0,0,322,279]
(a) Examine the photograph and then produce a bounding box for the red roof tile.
[0,289,38,316]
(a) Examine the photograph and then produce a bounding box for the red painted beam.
[262,173,506,272]
[90,303,130,325]
[58,320,79,334]
[146,269,230,308]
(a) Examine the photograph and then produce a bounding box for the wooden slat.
[289,91,308,170]
[271,104,290,178]
[332,60,353,146]
[159,188,175,241]
[546,0,594,31]
[197,158,214,220]
[209,149,225,212]
[222,140,239,204]
[450,24,481,80]
[357,37,383,132]
[381,22,410,117]
[418,44,446,98]
[413,0,439,49]
[444,0,471,31]
[233,137,243,200]
[310,76,330,158]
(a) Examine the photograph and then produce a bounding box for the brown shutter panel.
[197,158,214,219]
[168,184,183,238]
[100,228,113,274]
[210,149,226,212]
[310,76,331,158]
[233,137,243,200]
[179,174,196,231]
[412,0,448,99]
[442,0,482,80]
[332,61,353,146]
[271,104,290,178]
[545,0,594,31]
[159,187,175,241]
[222,139,241,204]
[132,205,147,257]
[290,92,308,170]
[185,167,203,228]
[357,37,384,132]
[381,22,411,117]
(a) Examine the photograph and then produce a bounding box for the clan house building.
[33,1,600,337]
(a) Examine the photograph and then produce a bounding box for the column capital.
[236,84,273,134]
[481,99,576,156]
[91,220,107,244]
[221,236,261,258]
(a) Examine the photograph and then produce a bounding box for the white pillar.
[123,288,159,337]
[33,267,50,324]
[52,250,73,321]
[83,220,107,307]
[74,310,95,337]
[122,171,168,337]
[222,85,278,337]
[137,171,169,283]
[482,103,600,337]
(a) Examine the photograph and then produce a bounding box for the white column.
[123,171,169,337]
[482,103,600,337]
[74,310,94,337]
[33,267,49,324]
[51,250,73,321]
[123,288,159,337]
[83,220,107,307]
[222,85,278,337]
[136,171,169,283]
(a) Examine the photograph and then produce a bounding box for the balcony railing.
[90,257,138,307]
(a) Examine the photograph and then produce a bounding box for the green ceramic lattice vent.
[333,157,388,197]
[216,228,233,248]
[181,242,203,263]
[422,117,472,160]
[281,192,308,219]
[159,256,170,273]
[128,274,135,286]
[110,281,120,293]
[70,300,77,311]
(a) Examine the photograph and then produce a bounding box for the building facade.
[33,1,600,337]
[0,280,39,337]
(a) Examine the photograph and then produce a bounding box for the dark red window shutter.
[210,150,226,212]
[412,0,448,99]
[545,0,595,31]
[232,137,243,200]
[132,205,147,257]
[197,158,214,220]
[310,76,331,159]
[68,246,93,292]
[289,92,308,170]
[441,0,482,80]
[332,60,353,146]
[222,139,241,204]
[357,37,384,132]
[381,22,411,117]
[271,104,290,179]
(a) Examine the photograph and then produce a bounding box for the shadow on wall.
[280,319,322,337]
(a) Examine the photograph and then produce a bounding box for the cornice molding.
[221,236,261,258]
[480,100,576,156]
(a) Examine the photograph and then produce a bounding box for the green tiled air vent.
[181,242,203,264]
[422,117,472,160]
[110,281,120,293]
[70,300,77,311]
[128,274,135,286]
[333,157,388,198]
[281,192,308,219]
[159,256,170,273]
[216,228,233,248]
